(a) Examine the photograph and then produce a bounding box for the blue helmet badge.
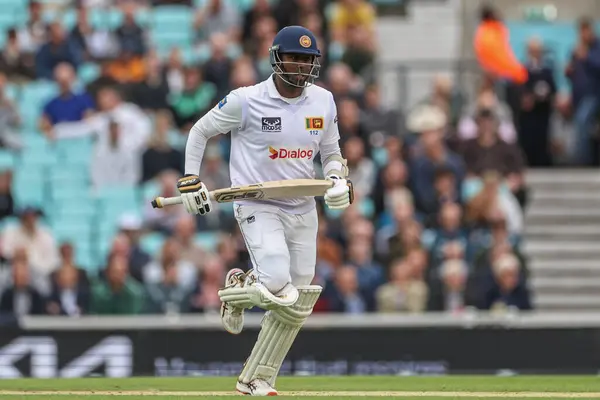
[269,26,321,88]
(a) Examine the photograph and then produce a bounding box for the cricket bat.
[150,179,334,209]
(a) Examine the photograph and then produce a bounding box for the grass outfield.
[0,376,600,399]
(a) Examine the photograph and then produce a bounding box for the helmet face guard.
[269,45,321,88]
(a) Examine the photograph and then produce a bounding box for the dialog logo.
[269,146,313,160]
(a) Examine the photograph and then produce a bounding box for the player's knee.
[291,270,314,287]
[256,252,291,294]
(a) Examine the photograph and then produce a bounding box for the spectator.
[172,215,206,270]
[375,194,415,260]
[427,259,476,313]
[143,238,197,292]
[51,87,151,189]
[144,170,187,234]
[325,265,367,313]
[460,108,527,207]
[69,6,118,62]
[458,89,517,143]
[46,244,91,316]
[407,105,465,217]
[423,74,462,127]
[199,143,230,192]
[330,0,375,45]
[483,253,532,312]
[423,202,468,271]
[145,257,194,314]
[90,254,145,315]
[372,158,412,222]
[35,22,81,80]
[550,93,576,165]
[376,259,428,313]
[0,72,22,149]
[273,0,324,32]
[230,57,258,88]
[247,16,278,58]
[0,28,36,80]
[142,111,184,182]
[163,48,185,96]
[117,215,151,283]
[341,26,376,78]
[17,1,47,55]
[242,0,272,49]
[344,136,376,199]
[0,170,14,220]
[188,255,226,313]
[463,171,523,237]
[387,219,423,266]
[40,63,95,135]
[1,207,59,278]
[315,214,343,286]
[0,258,45,316]
[346,238,384,310]
[203,33,234,102]
[337,97,371,155]
[86,61,119,102]
[131,53,170,111]
[217,235,248,273]
[254,33,275,81]
[362,83,403,140]
[169,68,216,130]
[517,38,556,167]
[106,51,147,85]
[566,17,600,166]
[115,4,147,56]
[326,62,361,104]
[194,0,242,43]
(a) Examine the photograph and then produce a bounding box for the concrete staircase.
[524,170,600,310]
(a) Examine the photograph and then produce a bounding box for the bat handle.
[151,196,183,209]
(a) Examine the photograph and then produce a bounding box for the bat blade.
[151,179,333,208]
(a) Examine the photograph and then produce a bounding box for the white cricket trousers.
[234,203,318,294]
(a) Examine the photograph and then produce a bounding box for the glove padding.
[177,174,213,215]
[324,175,354,210]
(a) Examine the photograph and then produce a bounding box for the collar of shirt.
[266,74,308,103]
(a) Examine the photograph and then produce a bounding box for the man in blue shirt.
[566,18,600,165]
[35,22,81,80]
[39,63,95,134]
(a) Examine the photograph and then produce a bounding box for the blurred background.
[0,0,599,377]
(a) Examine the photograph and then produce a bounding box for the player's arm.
[319,95,354,209]
[180,92,244,215]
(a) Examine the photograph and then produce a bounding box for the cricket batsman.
[177,25,353,396]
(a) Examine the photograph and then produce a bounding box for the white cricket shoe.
[220,268,246,335]
[236,379,278,396]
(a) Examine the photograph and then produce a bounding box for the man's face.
[280,53,314,87]
[420,129,443,149]
[581,25,595,43]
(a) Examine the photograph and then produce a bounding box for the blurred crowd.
[7,0,598,319]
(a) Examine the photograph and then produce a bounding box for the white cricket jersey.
[185,75,343,214]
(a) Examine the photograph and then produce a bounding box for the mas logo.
[269,146,313,160]
[305,117,324,130]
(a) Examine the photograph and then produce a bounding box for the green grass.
[0,376,600,399]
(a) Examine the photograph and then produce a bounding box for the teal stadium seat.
[141,180,161,201]
[19,82,59,125]
[48,165,90,188]
[195,232,220,252]
[0,150,16,171]
[78,63,101,84]
[4,83,19,103]
[151,6,193,51]
[140,232,167,257]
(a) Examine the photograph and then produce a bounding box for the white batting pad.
[238,285,322,385]
[218,282,299,310]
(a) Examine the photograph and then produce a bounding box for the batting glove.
[324,175,354,210]
[177,174,213,215]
